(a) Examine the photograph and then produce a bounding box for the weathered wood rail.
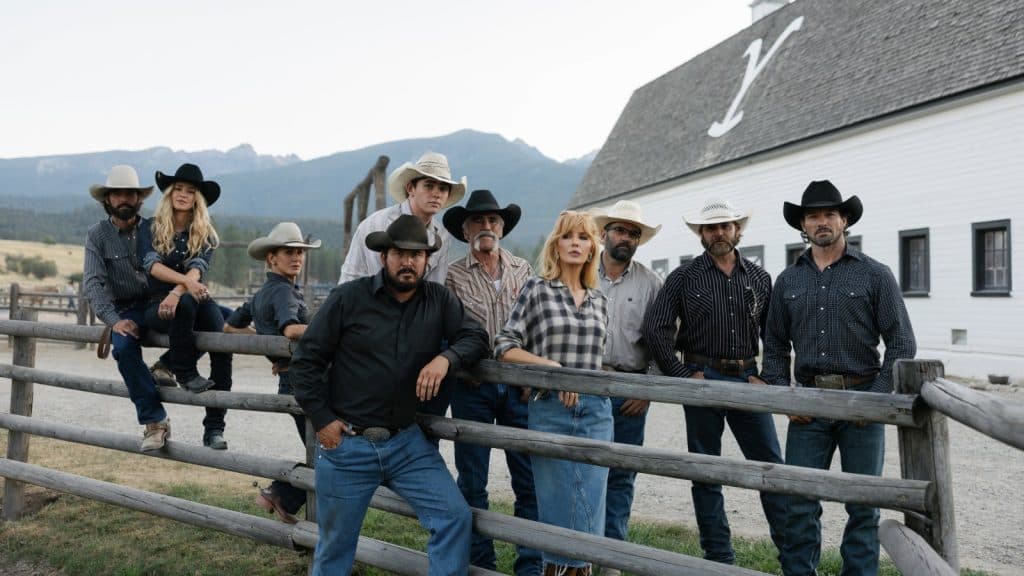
[1,318,1021,575]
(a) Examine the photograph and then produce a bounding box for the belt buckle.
[814,374,846,390]
[720,359,743,377]
[362,427,392,442]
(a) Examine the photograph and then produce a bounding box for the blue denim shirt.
[137,219,214,297]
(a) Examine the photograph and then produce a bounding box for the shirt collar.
[797,243,864,267]
[266,271,299,288]
[599,257,635,281]
[399,200,439,231]
[697,250,748,273]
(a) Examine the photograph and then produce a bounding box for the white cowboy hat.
[247,222,322,259]
[591,200,661,246]
[89,165,154,202]
[684,198,752,235]
[387,152,467,209]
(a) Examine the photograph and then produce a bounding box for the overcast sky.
[0,1,754,162]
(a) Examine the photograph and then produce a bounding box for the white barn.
[570,0,1024,380]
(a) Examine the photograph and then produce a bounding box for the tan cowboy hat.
[247,222,322,259]
[89,165,154,202]
[684,198,752,235]
[387,152,467,208]
[591,200,661,246]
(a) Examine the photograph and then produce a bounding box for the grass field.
[0,239,84,288]
[0,431,989,576]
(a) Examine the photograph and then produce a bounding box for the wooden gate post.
[894,359,958,570]
[3,308,38,521]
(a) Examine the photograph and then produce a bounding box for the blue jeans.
[780,418,885,576]
[451,379,541,575]
[604,395,647,541]
[146,294,233,434]
[313,425,471,575]
[270,371,308,515]
[684,364,787,564]
[529,392,612,567]
[111,304,166,425]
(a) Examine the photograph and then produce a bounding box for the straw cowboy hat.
[366,214,441,253]
[684,198,752,235]
[442,189,522,242]
[783,180,863,231]
[155,163,221,207]
[247,222,322,259]
[387,152,467,209]
[591,200,661,246]
[89,165,154,202]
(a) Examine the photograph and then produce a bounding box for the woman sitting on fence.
[494,210,611,576]
[224,222,320,524]
[140,163,233,450]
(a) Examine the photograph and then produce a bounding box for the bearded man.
[641,198,786,566]
[82,165,174,451]
[291,214,489,574]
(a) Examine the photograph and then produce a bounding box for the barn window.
[679,255,694,267]
[785,242,806,266]
[738,245,764,268]
[651,258,669,279]
[848,235,862,252]
[898,228,929,296]
[972,220,1011,296]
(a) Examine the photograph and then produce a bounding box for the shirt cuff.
[440,349,462,373]
[309,408,336,432]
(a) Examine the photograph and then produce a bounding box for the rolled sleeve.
[142,251,161,274]
[226,300,253,329]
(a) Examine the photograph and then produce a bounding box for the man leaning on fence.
[292,214,489,575]
[592,200,663,571]
[762,180,916,576]
[443,189,541,575]
[641,198,787,565]
[82,165,171,451]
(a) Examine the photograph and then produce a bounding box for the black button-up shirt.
[291,271,489,431]
[226,272,308,368]
[762,247,917,393]
[642,252,771,378]
[82,217,151,326]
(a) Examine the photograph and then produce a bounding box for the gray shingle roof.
[570,0,1024,209]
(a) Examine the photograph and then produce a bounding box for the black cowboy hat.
[783,180,863,231]
[442,189,522,242]
[366,214,442,253]
[155,163,221,207]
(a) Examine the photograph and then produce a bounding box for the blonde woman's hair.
[538,210,600,289]
[152,185,220,258]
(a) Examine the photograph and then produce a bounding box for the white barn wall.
[617,85,1024,380]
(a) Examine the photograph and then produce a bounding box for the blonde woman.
[494,210,610,576]
[140,163,232,450]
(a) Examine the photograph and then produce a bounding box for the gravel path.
[1,338,1021,575]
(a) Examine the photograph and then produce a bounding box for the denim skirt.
[528,392,613,566]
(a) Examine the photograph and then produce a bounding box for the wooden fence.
[0,317,1021,575]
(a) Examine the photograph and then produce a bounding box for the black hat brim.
[784,196,863,231]
[442,204,521,242]
[155,171,221,207]
[365,232,441,253]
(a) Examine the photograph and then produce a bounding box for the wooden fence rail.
[922,376,1024,451]
[879,519,958,576]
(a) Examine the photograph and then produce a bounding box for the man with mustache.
[83,165,173,451]
[443,189,540,575]
[591,201,663,574]
[763,181,916,576]
[292,214,489,574]
[641,198,786,566]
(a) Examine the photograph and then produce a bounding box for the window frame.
[971,219,1011,297]
[898,228,930,297]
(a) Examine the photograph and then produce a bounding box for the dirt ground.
[0,332,1021,575]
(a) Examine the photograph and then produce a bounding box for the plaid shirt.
[762,247,917,393]
[494,276,608,370]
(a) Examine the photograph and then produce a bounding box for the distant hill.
[0,130,591,249]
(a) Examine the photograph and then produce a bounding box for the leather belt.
[803,372,878,391]
[350,425,404,442]
[601,365,646,374]
[684,353,756,377]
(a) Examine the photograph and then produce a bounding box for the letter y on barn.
[708,16,804,138]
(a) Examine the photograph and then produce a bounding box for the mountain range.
[0,130,593,248]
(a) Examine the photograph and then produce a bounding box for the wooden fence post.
[3,308,38,521]
[7,283,19,347]
[305,417,317,576]
[894,359,958,570]
[76,284,89,350]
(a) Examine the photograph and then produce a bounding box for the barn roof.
[569,0,1024,208]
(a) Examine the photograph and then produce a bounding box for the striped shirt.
[338,200,451,285]
[494,277,608,370]
[599,259,663,372]
[446,248,532,348]
[762,246,916,393]
[82,217,151,326]
[642,252,771,379]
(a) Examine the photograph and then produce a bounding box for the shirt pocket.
[837,282,872,328]
[460,289,490,327]
[103,250,142,279]
[684,289,714,320]
[782,287,807,320]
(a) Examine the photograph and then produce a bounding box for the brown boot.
[141,419,170,451]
